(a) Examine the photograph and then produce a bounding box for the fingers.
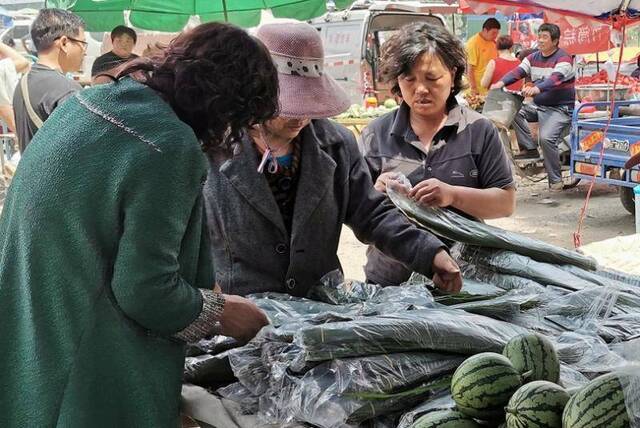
[432,249,463,293]
[375,172,402,194]
[433,271,463,294]
[374,180,387,194]
[411,185,438,201]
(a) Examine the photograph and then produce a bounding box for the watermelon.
[505,381,570,428]
[451,352,522,420]
[503,333,560,384]
[410,410,482,428]
[562,373,630,428]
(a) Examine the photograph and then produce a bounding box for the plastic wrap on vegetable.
[455,245,595,291]
[183,351,236,387]
[308,269,436,310]
[292,308,528,367]
[227,329,283,396]
[307,269,383,304]
[615,367,640,427]
[559,364,590,390]
[185,335,240,357]
[540,285,640,342]
[386,180,597,271]
[250,283,434,328]
[396,391,456,428]
[595,268,640,288]
[217,382,261,415]
[554,332,627,375]
[445,289,544,322]
[562,366,640,427]
[250,292,362,326]
[259,352,461,428]
[463,266,550,294]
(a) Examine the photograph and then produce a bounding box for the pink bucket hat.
[256,22,350,119]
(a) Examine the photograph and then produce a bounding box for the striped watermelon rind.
[410,410,482,428]
[505,380,570,428]
[562,372,630,428]
[503,333,560,384]
[451,352,523,420]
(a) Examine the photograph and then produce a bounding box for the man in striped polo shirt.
[492,23,575,191]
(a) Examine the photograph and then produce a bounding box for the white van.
[309,1,456,104]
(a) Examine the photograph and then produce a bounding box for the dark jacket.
[203,119,445,296]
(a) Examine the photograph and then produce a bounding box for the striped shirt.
[501,48,575,107]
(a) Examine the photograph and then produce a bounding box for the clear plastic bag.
[554,332,628,375]
[183,351,236,387]
[454,245,596,292]
[387,181,597,271]
[259,352,461,428]
[396,391,456,428]
[217,382,261,415]
[307,269,383,304]
[185,335,240,357]
[293,308,528,367]
[617,366,640,427]
[308,269,436,311]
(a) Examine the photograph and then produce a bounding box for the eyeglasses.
[57,36,88,50]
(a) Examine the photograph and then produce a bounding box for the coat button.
[286,278,296,290]
[275,243,288,254]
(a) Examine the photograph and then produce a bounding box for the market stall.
[181,188,640,427]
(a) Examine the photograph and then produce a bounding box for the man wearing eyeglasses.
[13,9,86,152]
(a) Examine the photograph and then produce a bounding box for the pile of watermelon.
[576,70,640,100]
[411,332,633,428]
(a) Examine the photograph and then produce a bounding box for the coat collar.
[291,121,336,240]
[220,134,287,234]
[219,120,337,239]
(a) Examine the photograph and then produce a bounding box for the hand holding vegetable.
[219,295,270,343]
[432,249,463,293]
[409,178,456,208]
[375,172,404,194]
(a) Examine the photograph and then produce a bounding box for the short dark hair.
[538,23,561,42]
[117,22,279,153]
[496,35,514,50]
[30,8,85,52]
[379,22,467,100]
[483,18,501,31]
[111,25,137,44]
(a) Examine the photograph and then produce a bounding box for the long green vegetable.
[293,308,527,367]
[388,188,597,271]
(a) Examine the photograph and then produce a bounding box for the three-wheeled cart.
[570,100,640,214]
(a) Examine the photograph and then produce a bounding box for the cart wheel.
[620,186,636,216]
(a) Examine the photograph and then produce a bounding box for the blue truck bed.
[570,100,640,188]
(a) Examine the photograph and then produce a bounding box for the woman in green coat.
[0,23,277,427]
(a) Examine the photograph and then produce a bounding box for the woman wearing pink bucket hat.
[203,21,462,296]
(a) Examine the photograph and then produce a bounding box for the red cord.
[573,21,627,248]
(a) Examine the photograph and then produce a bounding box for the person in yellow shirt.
[466,18,501,95]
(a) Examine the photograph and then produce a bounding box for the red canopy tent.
[458,0,616,54]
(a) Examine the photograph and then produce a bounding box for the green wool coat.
[0,78,214,427]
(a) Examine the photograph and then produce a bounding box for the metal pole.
[222,0,229,22]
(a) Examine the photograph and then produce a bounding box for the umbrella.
[45,0,356,32]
